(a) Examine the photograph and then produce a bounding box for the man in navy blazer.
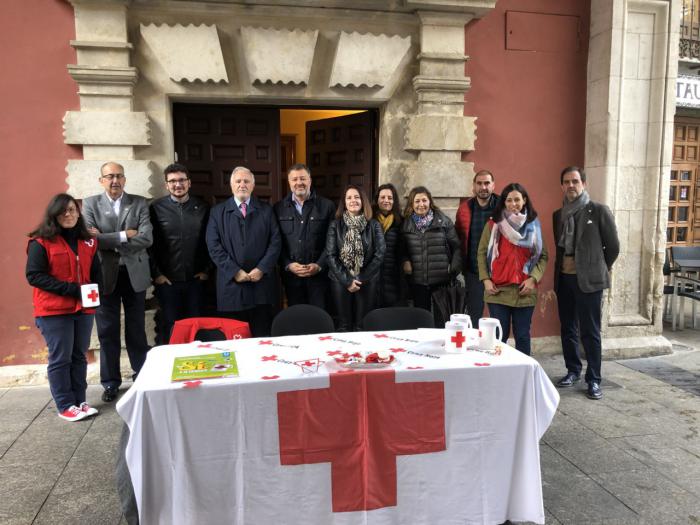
[553,166,619,400]
[206,166,281,337]
[82,162,152,402]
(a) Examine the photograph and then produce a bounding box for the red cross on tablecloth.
[87,289,99,302]
[277,369,445,512]
[261,355,277,362]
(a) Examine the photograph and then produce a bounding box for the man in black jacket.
[149,163,211,344]
[553,166,619,400]
[273,164,335,309]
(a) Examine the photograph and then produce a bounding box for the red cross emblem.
[278,369,445,512]
[451,331,466,348]
[373,333,388,338]
[326,350,342,356]
[261,355,277,362]
[390,347,406,353]
[259,340,273,345]
[319,336,333,341]
[87,289,99,302]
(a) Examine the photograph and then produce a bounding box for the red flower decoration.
[261,375,280,380]
[182,380,203,389]
[261,355,278,362]
[474,362,491,367]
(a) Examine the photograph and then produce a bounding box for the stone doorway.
[173,104,376,207]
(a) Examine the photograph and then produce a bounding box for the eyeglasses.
[166,178,189,185]
[102,173,125,181]
[62,207,79,215]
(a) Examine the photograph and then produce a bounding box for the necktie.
[240,202,247,218]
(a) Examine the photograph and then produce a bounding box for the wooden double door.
[173,104,376,208]
[670,117,700,246]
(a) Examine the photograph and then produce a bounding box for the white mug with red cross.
[478,318,502,351]
[444,321,470,353]
[81,283,100,308]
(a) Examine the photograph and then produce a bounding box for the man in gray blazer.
[553,166,619,400]
[82,162,152,402]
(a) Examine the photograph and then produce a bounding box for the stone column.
[404,10,480,216]
[585,0,679,357]
[65,0,152,198]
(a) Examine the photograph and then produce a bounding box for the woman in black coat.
[373,183,403,307]
[401,186,461,313]
[326,185,386,331]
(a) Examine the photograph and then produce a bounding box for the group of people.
[26,161,619,422]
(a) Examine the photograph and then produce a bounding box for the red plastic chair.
[168,317,251,344]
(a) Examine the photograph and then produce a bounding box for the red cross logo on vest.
[277,369,445,512]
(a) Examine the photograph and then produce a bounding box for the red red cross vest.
[30,236,98,317]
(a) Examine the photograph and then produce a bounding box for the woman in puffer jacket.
[373,183,404,307]
[401,186,461,314]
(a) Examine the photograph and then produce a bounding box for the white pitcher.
[478,317,503,351]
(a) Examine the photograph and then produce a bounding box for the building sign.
[677,75,700,107]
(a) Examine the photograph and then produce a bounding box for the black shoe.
[587,381,602,400]
[556,372,580,387]
[101,388,118,402]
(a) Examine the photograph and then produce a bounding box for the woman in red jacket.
[26,194,102,422]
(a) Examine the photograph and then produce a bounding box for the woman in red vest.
[477,183,548,355]
[26,194,102,421]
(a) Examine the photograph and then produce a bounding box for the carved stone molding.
[405,115,476,152]
[329,31,411,88]
[140,24,228,83]
[63,111,151,146]
[240,26,318,85]
[66,159,153,199]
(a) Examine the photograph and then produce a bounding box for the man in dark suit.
[206,166,281,337]
[82,162,152,402]
[273,163,335,309]
[553,166,619,400]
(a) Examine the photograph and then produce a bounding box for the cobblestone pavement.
[0,328,698,524]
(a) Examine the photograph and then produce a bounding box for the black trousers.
[283,273,329,309]
[221,305,273,338]
[96,267,149,390]
[330,279,378,332]
[557,274,604,383]
[154,279,205,345]
[465,271,486,328]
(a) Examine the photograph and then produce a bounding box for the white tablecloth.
[117,329,559,524]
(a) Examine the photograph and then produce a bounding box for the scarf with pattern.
[486,211,543,276]
[411,209,434,232]
[340,212,367,276]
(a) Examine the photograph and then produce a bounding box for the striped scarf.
[486,212,543,276]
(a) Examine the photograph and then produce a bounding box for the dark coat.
[401,210,461,286]
[206,196,281,311]
[273,191,335,270]
[326,217,386,288]
[149,195,211,282]
[553,201,619,293]
[377,218,403,306]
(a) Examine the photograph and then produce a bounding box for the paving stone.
[33,488,122,525]
[592,467,700,523]
[0,462,58,524]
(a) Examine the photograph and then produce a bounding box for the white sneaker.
[79,402,98,417]
[58,405,88,422]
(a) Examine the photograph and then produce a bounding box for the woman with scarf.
[477,183,548,355]
[26,194,102,421]
[373,183,404,307]
[326,185,385,331]
[401,186,461,314]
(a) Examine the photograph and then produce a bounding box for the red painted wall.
[0,0,82,365]
[464,0,590,337]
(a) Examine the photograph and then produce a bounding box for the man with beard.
[273,163,335,308]
[553,166,619,400]
[82,162,152,402]
[455,170,500,327]
[149,163,211,345]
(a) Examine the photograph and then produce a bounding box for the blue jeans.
[487,303,535,355]
[154,279,206,345]
[36,313,94,412]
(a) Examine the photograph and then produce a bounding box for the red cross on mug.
[451,331,466,348]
